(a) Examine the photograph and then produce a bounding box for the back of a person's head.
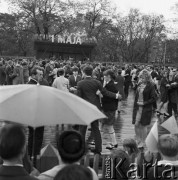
[57,131,85,164]
[58,68,65,76]
[72,66,79,72]
[123,138,138,155]
[158,134,178,158]
[0,124,25,160]
[31,66,40,76]
[105,69,116,80]
[54,164,92,180]
[83,66,93,76]
[111,149,130,179]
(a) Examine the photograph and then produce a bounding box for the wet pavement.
[42,90,137,153]
[30,89,175,154]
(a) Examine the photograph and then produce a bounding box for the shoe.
[156,111,163,116]
[90,149,101,155]
[88,141,95,145]
[106,144,118,150]
[117,110,120,114]
[164,113,170,118]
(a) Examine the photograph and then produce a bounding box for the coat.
[168,74,178,104]
[77,77,116,109]
[102,80,118,112]
[23,65,29,84]
[12,65,24,85]
[27,78,38,85]
[115,75,125,99]
[160,77,169,103]
[0,166,38,180]
[5,65,13,85]
[0,65,6,85]
[132,82,156,126]
[68,75,82,88]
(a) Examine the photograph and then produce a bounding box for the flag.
[145,121,158,152]
[161,116,178,134]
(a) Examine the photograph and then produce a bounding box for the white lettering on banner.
[35,33,96,44]
[56,35,82,44]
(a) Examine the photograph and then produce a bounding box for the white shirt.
[52,76,69,92]
[121,70,125,77]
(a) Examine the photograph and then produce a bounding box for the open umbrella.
[0,85,106,127]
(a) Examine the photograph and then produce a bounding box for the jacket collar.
[30,78,38,84]
[0,165,29,177]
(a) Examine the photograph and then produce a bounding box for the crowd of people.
[0,57,178,179]
[0,124,178,180]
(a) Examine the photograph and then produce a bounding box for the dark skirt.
[102,111,116,125]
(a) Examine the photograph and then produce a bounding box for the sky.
[0,0,178,18]
[113,0,178,19]
[0,0,178,36]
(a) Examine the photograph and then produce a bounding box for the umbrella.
[0,85,106,127]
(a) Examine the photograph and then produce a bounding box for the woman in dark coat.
[101,70,121,150]
[132,69,156,148]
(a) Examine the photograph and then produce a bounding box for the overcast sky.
[1,0,178,35]
[0,0,178,18]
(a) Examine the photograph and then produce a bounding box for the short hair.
[138,69,152,82]
[83,66,93,76]
[0,124,26,160]
[158,134,178,157]
[31,66,41,76]
[58,68,65,76]
[123,138,138,155]
[104,69,116,80]
[57,131,85,164]
[54,164,92,180]
[111,149,130,179]
[72,66,79,72]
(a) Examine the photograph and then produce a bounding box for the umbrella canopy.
[0,85,106,127]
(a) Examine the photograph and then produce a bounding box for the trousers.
[28,126,44,158]
[79,120,102,153]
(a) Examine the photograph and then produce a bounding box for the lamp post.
[163,41,167,65]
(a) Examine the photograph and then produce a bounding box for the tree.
[0,13,18,55]
[113,9,165,63]
[8,0,72,37]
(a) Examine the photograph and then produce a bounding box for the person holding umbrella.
[27,67,44,165]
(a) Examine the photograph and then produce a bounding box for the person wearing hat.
[68,66,82,94]
[38,131,98,180]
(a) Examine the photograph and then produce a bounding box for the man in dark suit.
[69,66,82,94]
[0,61,6,85]
[69,66,82,130]
[0,124,38,180]
[77,66,121,154]
[27,67,44,165]
[124,65,131,99]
